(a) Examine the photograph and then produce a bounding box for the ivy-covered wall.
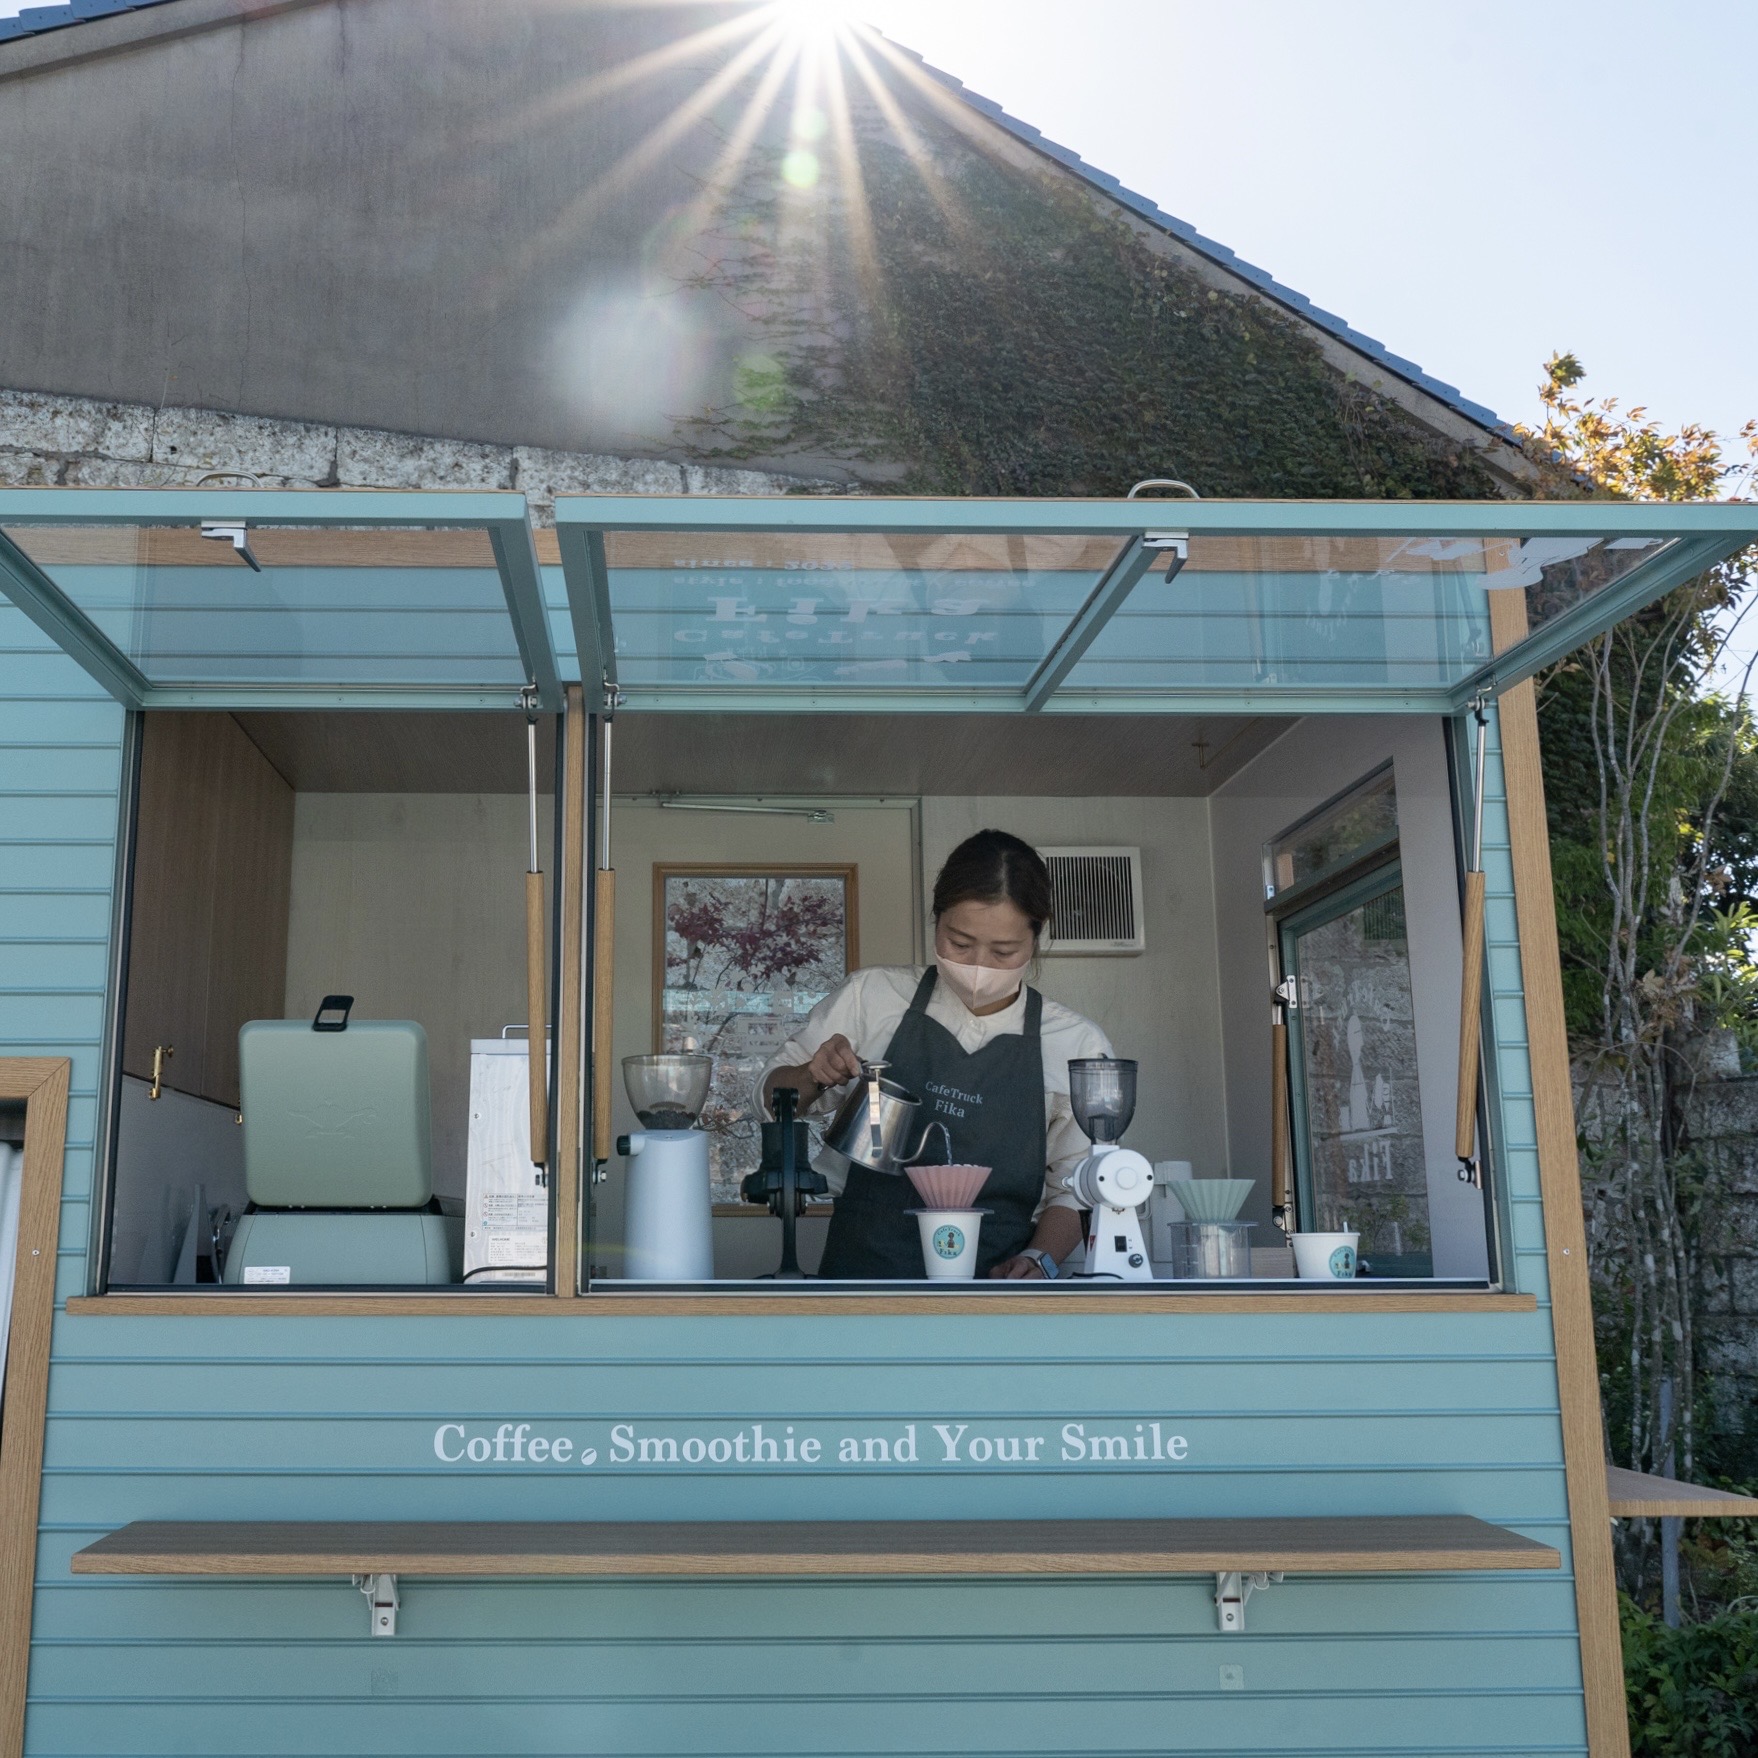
[691,105,1507,502]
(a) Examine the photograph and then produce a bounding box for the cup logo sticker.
[932,1224,966,1260]
[1329,1244,1356,1278]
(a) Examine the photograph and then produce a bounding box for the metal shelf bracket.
[1214,1569,1283,1632]
[353,1572,399,1636]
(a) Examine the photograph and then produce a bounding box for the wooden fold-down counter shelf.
[72,1515,1560,1579]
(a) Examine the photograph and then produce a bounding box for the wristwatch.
[1018,1247,1060,1280]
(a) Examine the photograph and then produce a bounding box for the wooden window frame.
[0,1058,72,1758]
[74,690,592,1311]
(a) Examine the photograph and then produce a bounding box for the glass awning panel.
[600,530,1114,692]
[554,498,1756,714]
[5,524,525,686]
[1058,533,1669,695]
[3,490,1752,716]
[0,490,557,710]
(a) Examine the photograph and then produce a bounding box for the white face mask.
[935,953,1025,1014]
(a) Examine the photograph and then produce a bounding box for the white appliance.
[1064,1058,1156,1281]
[464,1034,550,1284]
[619,1055,715,1282]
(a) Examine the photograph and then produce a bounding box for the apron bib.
[818,969,1048,1280]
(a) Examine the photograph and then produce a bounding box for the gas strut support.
[522,686,548,1172]
[1455,694,1490,1189]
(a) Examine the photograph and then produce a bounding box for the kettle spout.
[904,1120,954,1166]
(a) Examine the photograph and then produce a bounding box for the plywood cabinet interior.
[122,714,295,1109]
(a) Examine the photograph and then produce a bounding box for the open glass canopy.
[0,490,556,710]
[2,488,1754,714]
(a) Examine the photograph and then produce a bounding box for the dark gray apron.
[818,968,1048,1280]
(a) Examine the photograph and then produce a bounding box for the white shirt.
[759,965,1114,1216]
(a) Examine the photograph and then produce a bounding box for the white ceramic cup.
[912,1209,984,1280]
[1291,1231,1360,1281]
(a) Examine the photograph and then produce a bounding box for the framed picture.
[653,864,859,1203]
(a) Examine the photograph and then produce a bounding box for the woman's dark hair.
[931,830,1053,938]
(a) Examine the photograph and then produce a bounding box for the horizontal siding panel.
[0,939,111,989]
[0,790,122,840]
[26,1574,1589,1641]
[16,1689,1590,1755]
[39,1413,1576,1472]
[0,992,108,1041]
[0,697,125,742]
[0,743,124,791]
[26,1631,1587,1699]
[0,840,117,889]
[0,646,112,695]
[0,890,115,940]
[42,1356,1568,1415]
[46,1310,1565,1363]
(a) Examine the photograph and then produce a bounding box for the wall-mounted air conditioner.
[1040,847,1145,955]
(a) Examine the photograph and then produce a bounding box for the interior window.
[1280,866,1433,1277]
[1268,766,1496,1283]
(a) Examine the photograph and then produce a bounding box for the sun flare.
[771,0,862,40]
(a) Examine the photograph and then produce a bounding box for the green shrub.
[1622,1594,1758,1757]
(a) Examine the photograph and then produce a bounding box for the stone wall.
[1582,1046,1758,1477]
[1686,1070,1758,1470]
[0,388,833,516]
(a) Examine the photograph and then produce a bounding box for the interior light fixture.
[655,797,834,825]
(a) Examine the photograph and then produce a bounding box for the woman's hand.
[988,1209,1082,1279]
[765,1034,864,1113]
[805,1033,863,1092]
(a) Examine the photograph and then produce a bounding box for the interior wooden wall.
[122,714,295,1110]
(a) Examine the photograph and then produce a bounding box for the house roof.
[891,41,1511,437]
[0,0,1511,443]
[0,0,176,43]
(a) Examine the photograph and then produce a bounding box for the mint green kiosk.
[4,486,1758,1758]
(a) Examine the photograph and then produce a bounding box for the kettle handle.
[901,1120,953,1166]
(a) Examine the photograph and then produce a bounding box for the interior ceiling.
[233,712,1293,798]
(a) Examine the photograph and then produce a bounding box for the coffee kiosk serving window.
[103,706,566,1292]
[3,486,1729,1301]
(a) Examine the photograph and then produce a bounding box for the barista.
[760,830,1113,1279]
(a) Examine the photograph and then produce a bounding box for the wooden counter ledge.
[65,1289,1539,1317]
[1606,1467,1758,1519]
[72,1516,1559,1579]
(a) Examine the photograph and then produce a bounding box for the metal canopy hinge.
[199,521,263,572]
[1215,1569,1283,1632]
[353,1572,399,1636]
[1144,531,1189,582]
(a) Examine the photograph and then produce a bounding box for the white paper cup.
[1292,1231,1360,1281]
[910,1209,984,1280]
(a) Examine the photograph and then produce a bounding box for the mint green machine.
[224,998,460,1286]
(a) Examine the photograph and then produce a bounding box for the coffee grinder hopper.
[1069,1057,1137,1146]
[622,1055,712,1131]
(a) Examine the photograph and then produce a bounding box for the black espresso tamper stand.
[741,1086,828,1279]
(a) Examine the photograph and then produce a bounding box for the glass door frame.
[1275,855,1450,1279]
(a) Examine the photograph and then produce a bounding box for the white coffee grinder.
[1065,1058,1156,1281]
[617,1054,714,1281]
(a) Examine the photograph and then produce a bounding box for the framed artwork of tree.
[653,865,859,1203]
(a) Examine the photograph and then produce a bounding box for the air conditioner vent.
[1041,847,1145,955]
